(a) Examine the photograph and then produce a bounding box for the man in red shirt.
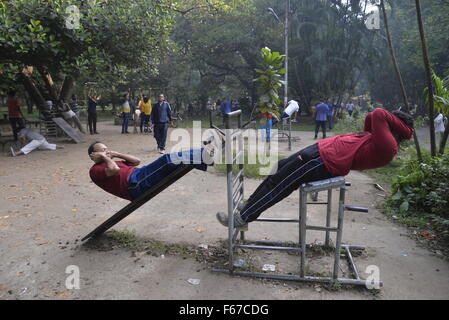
[217,108,414,227]
[6,89,25,141]
[89,142,214,201]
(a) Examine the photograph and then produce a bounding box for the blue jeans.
[127,149,208,199]
[121,112,130,133]
[261,118,273,142]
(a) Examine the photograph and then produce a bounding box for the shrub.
[389,150,449,230]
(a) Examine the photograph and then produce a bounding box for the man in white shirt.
[10,126,64,156]
[434,112,446,143]
[273,100,300,125]
[346,103,355,116]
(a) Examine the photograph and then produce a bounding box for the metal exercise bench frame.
[211,111,382,287]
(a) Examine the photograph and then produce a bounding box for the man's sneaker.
[158,148,164,154]
[10,147,16,157]
[216,211,248,228]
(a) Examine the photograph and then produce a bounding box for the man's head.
[158,94,165,102]
[88,142,109,163]
[143,96,149,103]
[391,110,414,130]
[391,110,414,144]
[7,89,16,97]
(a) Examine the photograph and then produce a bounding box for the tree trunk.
[380,0,423,162]
[439,124,449,155]
[415,0,437,157]
[59,76,75,102]
[36,65,60,108]
[24,93,33,114]
[19,66,47,112]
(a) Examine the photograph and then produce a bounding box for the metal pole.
[299,187,307,277]
[325,189,332,246]
[333,187,346,279]
[225,114,234,273]
[284,0,289,106]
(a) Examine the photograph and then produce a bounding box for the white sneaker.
[158,148,164,154]
[10,147,16,157]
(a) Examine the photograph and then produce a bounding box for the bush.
[333,111,367,135]
[389,150,449,230]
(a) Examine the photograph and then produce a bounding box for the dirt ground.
[0,121,448,300]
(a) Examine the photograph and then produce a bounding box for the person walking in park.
[216,108,415,227]
[346,102,355,117]
[120,90,131,134]
[314,99,329,139]
[87,89,101,135]
[6,89,25,141]
[10,125,64,157]
[151,93,172,154]
[434,112,446,145]
[138,88,152,133]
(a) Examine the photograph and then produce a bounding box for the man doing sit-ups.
[217,108,414,227]
[88,142,214,200]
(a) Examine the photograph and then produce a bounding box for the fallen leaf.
[195,227,206,233]
[55,290,73,298]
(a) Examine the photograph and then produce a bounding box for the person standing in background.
[314,99,329,139]
[120,90,131,134]
[434,112,446,145]
[87,89,101,135]
[151,93,172,154]
[6,89,25,141]
[138,88,152,133]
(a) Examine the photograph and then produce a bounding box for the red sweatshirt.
[318,108,414,176]
[90,161,136,200]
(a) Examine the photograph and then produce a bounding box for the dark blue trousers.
[240,144,334,222]
[154,122,168,150]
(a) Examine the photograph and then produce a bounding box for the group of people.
[5,89,66,157]
[119,90,172,154]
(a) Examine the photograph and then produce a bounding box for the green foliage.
[0,0,176,82]
[333,111,367,135]
[389,150,449,231]
[254,47,285,117]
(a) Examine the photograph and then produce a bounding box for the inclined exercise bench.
[212,111,383,287]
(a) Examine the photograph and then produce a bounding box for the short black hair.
[88,141,101,155]
[391,110,414,129]
[7,89,16,97]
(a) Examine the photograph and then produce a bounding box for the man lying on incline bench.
[217,108,414,227]
[88,142,214,200]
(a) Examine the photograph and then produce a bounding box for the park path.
[0,122,448,300]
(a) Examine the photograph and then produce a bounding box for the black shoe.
[94,132,99,134]
[216,211,248,228]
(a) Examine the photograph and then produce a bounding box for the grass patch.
[213,152,286,179]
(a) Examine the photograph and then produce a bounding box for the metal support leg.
[325,189,332,246]
[299,188,308,277]
[333,187,346,280]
